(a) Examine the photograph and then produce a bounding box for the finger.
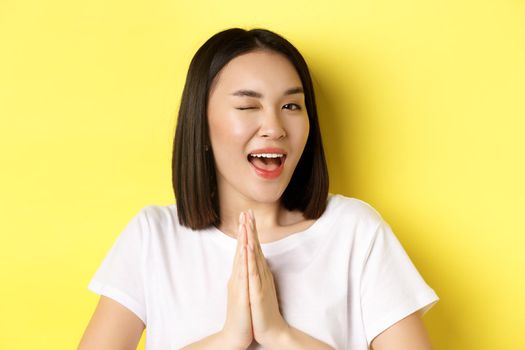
[239,223,249,301]
[247,209,261,252]
[247,233,262,295]
[247,211,269,276]
[232,212,245,274]
[245,211,256,254]
[249,210,266,261]
[246,211,254,252]
[248,209,260,243]
[245,214,269,285]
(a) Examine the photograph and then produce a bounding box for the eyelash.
[283,103,301,111]
[236,104,302,111]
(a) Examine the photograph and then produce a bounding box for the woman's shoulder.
[327,193,382,219]
[132,202,185,235]
[326,193,385,224]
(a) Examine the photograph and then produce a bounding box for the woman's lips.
[249,155,286,179]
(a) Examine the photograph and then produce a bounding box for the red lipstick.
[247,148,287,180]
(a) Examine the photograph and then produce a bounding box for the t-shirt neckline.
[206,194,336,256]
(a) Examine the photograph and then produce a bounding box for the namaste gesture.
[222,210,288,349]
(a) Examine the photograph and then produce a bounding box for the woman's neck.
[217,193,284,240]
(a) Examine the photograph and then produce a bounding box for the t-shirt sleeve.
[360,218,438,347]
[87,208,148,325]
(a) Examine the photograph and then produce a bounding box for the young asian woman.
[78,28,439,350]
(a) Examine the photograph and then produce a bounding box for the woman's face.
[207,49,309,205]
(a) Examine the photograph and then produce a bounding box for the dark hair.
[172,28,329,230]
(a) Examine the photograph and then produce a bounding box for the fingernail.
[239,212,245,224]
[248,209,254,220]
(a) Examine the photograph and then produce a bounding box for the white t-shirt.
[88,194,439,349]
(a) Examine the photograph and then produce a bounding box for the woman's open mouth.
[247,151,286,179]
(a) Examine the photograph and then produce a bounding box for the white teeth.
[250,153,284,158]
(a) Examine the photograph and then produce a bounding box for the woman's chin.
[246,187,286,204]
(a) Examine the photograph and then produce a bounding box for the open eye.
[283,103,301,111]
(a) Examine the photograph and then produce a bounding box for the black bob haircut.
[172,28,329,230]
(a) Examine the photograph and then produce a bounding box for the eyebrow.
[230,86,304,98]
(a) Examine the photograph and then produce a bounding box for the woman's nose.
[258,109,287,139]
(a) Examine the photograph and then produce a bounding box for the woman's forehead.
[211,50,303,95]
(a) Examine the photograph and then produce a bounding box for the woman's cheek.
[226,116,256,138]
[288,115,309,142]
[210,112,243,140]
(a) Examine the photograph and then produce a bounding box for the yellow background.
[1,0,523,349]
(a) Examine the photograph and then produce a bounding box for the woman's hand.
[244,210,289,347]
[221,212,253,350]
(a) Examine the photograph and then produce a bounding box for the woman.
[78,28,438,350]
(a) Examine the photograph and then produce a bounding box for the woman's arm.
[180,330,245,350]
[370,311,433,350]
[77,296,145,350]
[262,325,335,350]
